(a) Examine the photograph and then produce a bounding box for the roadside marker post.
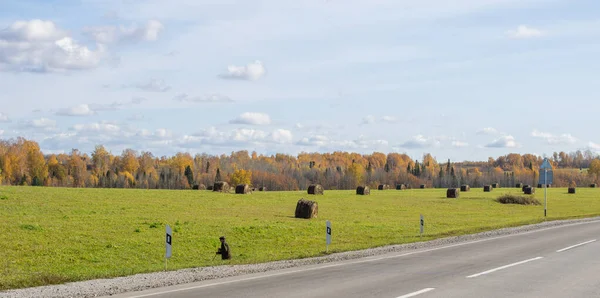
[326,220,332,253]
[420,214,424,237]
[539,158,553,218]
[165,224,172,270]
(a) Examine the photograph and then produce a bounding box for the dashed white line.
[396,288,435,298]
[466,257,543,278]
[556,239,597,253]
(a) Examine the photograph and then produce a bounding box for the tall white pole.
[544,169,547,217]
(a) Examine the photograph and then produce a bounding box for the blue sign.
[539,170,553,185]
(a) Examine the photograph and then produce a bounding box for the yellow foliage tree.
[230,169,252,186]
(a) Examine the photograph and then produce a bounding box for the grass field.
[1,186,600,290]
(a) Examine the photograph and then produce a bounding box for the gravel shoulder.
[3,217,599,298]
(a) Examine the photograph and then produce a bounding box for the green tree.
[184,165,194,187]
[215,168,222,182]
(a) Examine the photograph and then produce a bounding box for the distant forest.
[1,137,600,190]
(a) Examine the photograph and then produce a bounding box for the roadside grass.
[1,186,600,290]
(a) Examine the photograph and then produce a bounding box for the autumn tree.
[230,169,252,186]
[589,159,600,183]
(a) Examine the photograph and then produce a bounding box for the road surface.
[107,220,600,298]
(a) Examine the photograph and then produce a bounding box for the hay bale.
[483,185,492,192]
[515,183,523,188]
[447,188,460,198]
[207,185,214,190]
[295,199,318,219]
[307,184,324,195]
[492,183,500,188]
[213,181,230,192]
[524,186,535,195]
[522,185,531,192]
[420,184,426,189]
[591,184,598,188]
[356,186,370,195]
[192,184,206,190]
[259,187,267,191]
[537,183,542,188]
[568,187,576,194]
[378,184,390,190]
[460,185,470,192]
[396,184,407,190]
[235,184,251,194]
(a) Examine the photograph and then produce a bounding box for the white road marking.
[466,257,543,278]
[120,219,600,298]
[556,239,597,253]
[396,288,435,298]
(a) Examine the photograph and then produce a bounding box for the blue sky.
[0,0,599,161]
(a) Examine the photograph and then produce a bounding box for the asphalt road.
[108,220,600,298]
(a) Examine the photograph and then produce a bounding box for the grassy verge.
[1,186,599,290]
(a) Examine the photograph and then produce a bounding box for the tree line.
[1,137,600,190]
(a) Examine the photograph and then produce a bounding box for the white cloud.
[219,60,266,81]
[381,116,397,123]
[173,93,233,103]
[89,102,123,112]
[133,79,171,92]
[399,135,441,149]
[452,141,469,148]
[56,104,96,116]
[18,117,57,131]
[0,112,10,122]
[73,122,121,134]
[297,134,388,151]
[588,142,600,151]
[361,115,376,125]
[531,129,577,145]
[272,129,293,143]
[83,20,164,44]
[476,127,499,135]
[507,25,544,39]
[0,20,104,72]
[182,127,290,148]
[485,135,518,148]
[229,112,272,125]
[297,135,329,147]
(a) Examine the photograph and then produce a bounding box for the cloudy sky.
[1,0,599,161]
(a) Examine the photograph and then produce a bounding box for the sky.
[0,0,599,161]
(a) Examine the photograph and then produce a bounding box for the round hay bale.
[192,184,206,190]
[537,183,543,188]
[492,183,500,189]
[307,184,324,195]
[259,187,267,191]
[522,185,531,192]
[447,188,460,198]
[524,186,535,195]
[378,184,390,190]
[419,184,426,189]
[483,185,492,192]
[235,184,251,194]
[515,183,523,188]
[207,185,214,191]
[213,181,230,192]
[356,186,370,195]
[460,185,470,192]
[568,187,576,194]
[396,184,407,190]
[591,183,598,188]
[295,199,318,219]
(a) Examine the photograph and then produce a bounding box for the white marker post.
[420,214,424,237]
[539,158,553,218]
[326,220,332,253]
[165,224,172,271]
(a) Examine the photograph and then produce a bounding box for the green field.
[1,186,600,290]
